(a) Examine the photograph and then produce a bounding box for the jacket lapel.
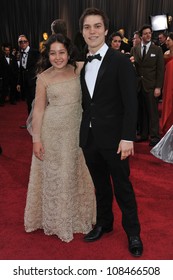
[80,61,91,100]
[146,43,154,59]
[141,43,155,61]
[81,48,114,100]
[92,48,114,99]
[137,44,142,61]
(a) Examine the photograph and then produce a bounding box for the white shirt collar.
[142,40,150,45]
[88,43,108,60]
[23,46,30,53]
[142,41,151,48]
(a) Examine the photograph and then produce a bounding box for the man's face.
[18,36,29,50]
[141,28,152,44]
[4,47,10,57]
[158,34,166,44]
[132,34,141,47]
[82,15,108,53]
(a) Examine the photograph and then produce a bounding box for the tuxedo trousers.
[82,128,141,236]
[21,70,36,114]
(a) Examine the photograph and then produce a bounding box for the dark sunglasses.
[19,40,28,44]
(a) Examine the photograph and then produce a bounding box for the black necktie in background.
[21,51,26,57]
[87,53,102,62]
[142,45,146,60]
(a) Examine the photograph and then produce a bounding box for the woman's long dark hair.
[36,33,77,74]
[108,32,123,47]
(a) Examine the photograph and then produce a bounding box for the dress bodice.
[46,77,81,106]
[31,67,82,142]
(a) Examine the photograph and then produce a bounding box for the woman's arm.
[32,75,47,160]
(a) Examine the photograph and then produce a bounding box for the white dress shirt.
[22,46,30,68]
[141,41,151,56]
[85,43,108,98]
[5,57,10,64]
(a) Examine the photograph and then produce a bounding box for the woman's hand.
[33,142,45,161]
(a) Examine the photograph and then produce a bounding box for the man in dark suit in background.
[17,34,40,128]
[0,44,18,105]
[131,25,164,146]
[156,32,168,54]
[79,7,143,257]
[51,19,67,36]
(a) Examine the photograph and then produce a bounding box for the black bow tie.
[87,53,102,62]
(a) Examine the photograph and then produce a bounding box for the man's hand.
[130,56,135,63]
[117,140,134,160]
[16,85,21,92]
[154,88,161,98]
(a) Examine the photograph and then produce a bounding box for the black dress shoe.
[149,140,160,147]
[20,125,27,129]
[84,225,113,242]
[128,235,143,257]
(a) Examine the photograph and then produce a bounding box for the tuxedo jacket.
[130,43,164,93]
[0,54,18,86]
[18,48,40,88]
[80,48,138,149]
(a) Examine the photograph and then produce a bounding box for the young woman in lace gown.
[24,34,96,242]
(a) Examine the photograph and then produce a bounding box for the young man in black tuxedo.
[79,7,143,257]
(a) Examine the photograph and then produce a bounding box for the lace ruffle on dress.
[24,67,96,242]
[150,125,173,164]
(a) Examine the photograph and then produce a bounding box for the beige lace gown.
[24,66,96,242]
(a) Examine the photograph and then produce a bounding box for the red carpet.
[0,101,173,260]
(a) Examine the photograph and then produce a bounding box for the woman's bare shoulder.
[164,50,170,58]
[76,61,84,75]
